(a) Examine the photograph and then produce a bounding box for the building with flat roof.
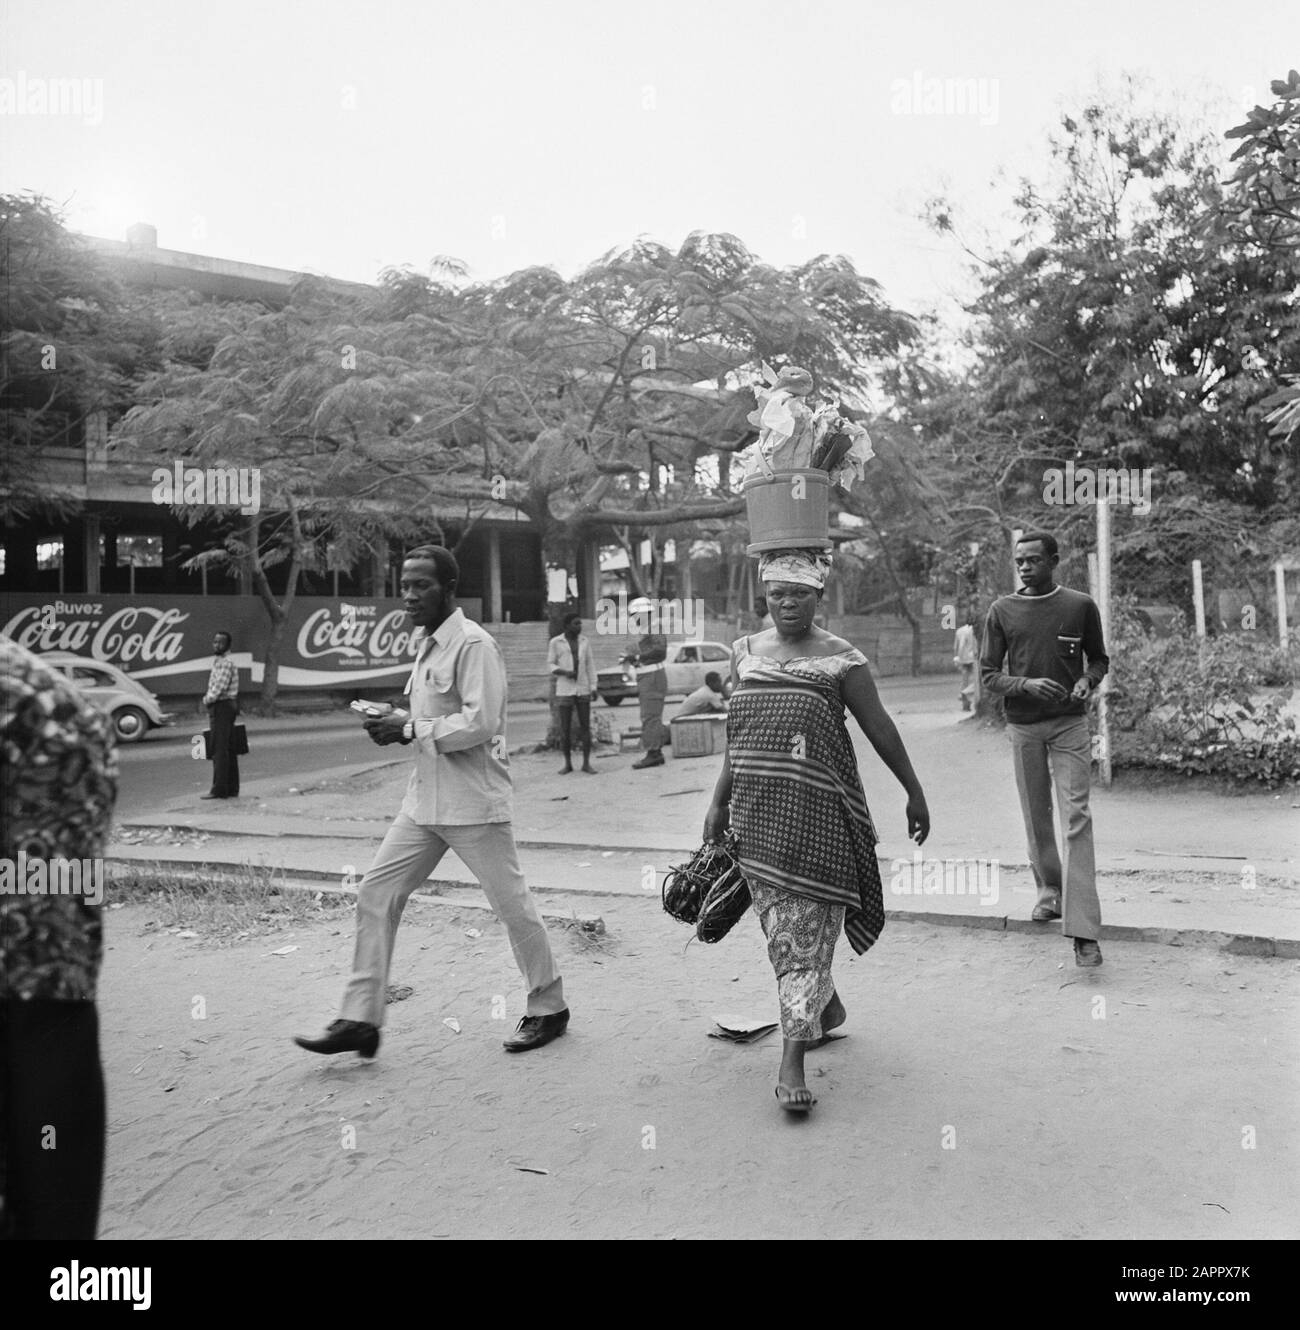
[3,224,550,625]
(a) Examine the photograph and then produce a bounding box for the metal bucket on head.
[743,469,832,555]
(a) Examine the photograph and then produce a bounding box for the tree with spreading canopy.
[906,79,1300,634]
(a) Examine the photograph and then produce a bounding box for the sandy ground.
[97,893,1300,1240]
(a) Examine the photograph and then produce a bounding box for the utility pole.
[1275,562,1289,651]
[1094,499,1112,787]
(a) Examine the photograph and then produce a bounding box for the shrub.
[1107,601,1299,786]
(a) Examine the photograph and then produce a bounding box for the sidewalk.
[109,683,1300,957]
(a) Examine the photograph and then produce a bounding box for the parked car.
[39,652,175,743]
[597,641,733,705]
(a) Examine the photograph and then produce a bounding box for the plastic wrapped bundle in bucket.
[742,469,832,555]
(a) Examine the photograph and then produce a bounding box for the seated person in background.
[677,671,729,717]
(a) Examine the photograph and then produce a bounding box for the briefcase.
[203,724,249,759]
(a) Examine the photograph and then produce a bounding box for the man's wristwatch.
[402,719,415,743]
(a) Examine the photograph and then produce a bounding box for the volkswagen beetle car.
[596,640,733,705]
[38,652,175,743]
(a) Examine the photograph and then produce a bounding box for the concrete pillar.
[487,527,503,622]
[83,514,100,593]
[84,411,110,471]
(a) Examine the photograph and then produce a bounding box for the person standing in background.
[954,615,979,712]
[202,630,240,800]
[1,636,117,1238]
[629,629,668,769]
[547,611,597,774]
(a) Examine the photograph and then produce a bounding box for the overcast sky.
[2,0,1291,321]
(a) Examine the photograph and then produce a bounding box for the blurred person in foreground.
[1,636,117,1238]
[703,550,929,1114]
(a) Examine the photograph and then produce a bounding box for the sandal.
[775,1083,816,1113]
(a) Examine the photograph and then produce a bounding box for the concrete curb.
[107,852,1295,958]
[107,860,606,936]
[113,824,1284,888]
[895,908,1300,958]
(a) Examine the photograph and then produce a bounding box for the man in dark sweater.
[981,531,1109,967]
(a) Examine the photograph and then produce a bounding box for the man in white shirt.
[294,545,568,1058]
[547,611,597,774]
[954,616,979,712]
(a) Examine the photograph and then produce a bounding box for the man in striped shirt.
[201,631,240,799]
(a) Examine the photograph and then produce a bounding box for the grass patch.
[107,862,354,945]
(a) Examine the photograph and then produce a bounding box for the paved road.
[113,702,574,818]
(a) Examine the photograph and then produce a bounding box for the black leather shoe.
[1031,896,1062,921]
[294,1019,380,1057]
[631,752,664,769]
[503,1009,570,1052]
[1074,938,1103,968]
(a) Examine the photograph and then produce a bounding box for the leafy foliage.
[1107,602,1299,786]
[906,81,1300,616]
[1219,69,1300,252]
[1213,71,1300,446]
[0,193,159,519]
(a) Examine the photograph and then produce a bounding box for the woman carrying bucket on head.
[703,548,931,1114]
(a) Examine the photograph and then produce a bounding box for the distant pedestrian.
[1,636,117,1238]
[981,531,1109,967]
[294,545,569,1059]
[954,616,979,711]
[548,611,597,774]
[202,630,240,799]
[676,671,728,717]
[629,630,668,769]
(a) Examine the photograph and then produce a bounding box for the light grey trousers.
[339,814,566,1027]
[1006,715,1101,940]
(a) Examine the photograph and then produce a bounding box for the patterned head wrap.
[758,548,833,589]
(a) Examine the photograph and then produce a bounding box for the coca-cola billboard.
[0,594,479,695]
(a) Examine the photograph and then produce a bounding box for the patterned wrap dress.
[1,635,118,1238]
[727,639,885,1040]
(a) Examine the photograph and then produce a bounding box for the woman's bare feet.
[775,1083,816,1112]
[776,1038,815,1111]
[805,991,846,1052]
